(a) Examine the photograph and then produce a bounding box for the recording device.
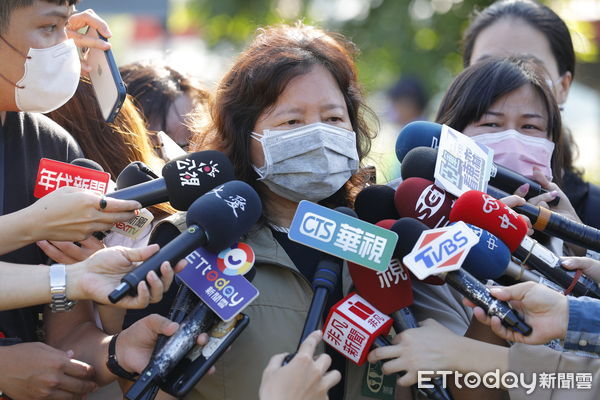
[450,192,600,298]
[80,27,127,122]
[397,122,557,203]
[394,218,532,335]
[107,150,234,210]
[108,180,262,303]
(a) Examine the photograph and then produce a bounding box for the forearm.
[452,336,509,376]
[0,209,37,255]
[0,262,51,310]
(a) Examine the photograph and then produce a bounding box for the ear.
[555,71,572,105]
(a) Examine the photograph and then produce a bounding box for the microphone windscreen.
[355,185,399,223]
[116,161,157,190]
[394,177,455,229]
[390,218,428,259]
[71,158,104,171]
[395,121,442,162]
[449,190,528,252]
[459,223,511,280]
[334,206,358,218]
[186,180,262,253]
[400,146,437,181]
[162,151,235,211]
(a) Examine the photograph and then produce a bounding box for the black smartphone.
[159,314,250,397]
[80,28,127,123]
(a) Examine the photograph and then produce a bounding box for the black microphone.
[486,185,600,253]
[354,185,400,224]
[108,150,234,211]
[108,180,262,303]
[71,157,105,171]
[116,161,159,190]
[393,218,532,336]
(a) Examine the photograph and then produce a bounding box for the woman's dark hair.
[191,23,377,209]
[120,61,210,134]
[463,0,575,78]
[435,56,564,184]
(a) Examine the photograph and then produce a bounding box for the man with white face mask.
[0,2,184,399]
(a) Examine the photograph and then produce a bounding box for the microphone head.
[400,146,437,181]
[355,185,399,223]
[395,121,442,162]
[394,177,455,229]
[449,190,528,252]
[116,161,157,190]
[71,158,104,171]
[458,223,511,280]
[334,206,358,218]
[162,150,235,211]
[389,217,445,285]
[186,180,262,253]
[348,219,413,314]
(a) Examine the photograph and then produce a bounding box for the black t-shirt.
[0,112,83,342]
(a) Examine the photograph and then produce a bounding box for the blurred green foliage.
[181,0,597,96]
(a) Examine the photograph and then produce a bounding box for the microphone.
[394,218,532,335]
[399,134,555,203]
[283,207,356,365]
[116,161,159,190]
[395,120,442,162]
[486,185,600,253]
[108,150,235,211]
[394,177,454,229]
[108,180,262,303]
[449,191,600,298]
[355,185,399,224]
[71,158,104,171]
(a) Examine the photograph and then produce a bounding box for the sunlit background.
[79,0,600,184]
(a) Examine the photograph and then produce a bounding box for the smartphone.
[159,314,250,397]
[80,28,127,123]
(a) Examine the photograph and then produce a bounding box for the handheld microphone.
[394,218,532,335]
[394,177,454,229]
[108,150,234,210]
[486,186,600,253]
[355,185,399,224]
[116,161,159,190]
[108,180,262,303]
[450,191,600,299]
[399,131,555,203]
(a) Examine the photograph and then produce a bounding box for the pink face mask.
[471,130,555,181]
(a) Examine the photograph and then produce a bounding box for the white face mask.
[0,36,80,113]
[251,122,360,203]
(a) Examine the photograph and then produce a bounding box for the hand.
[526,168,581,223]
[562,256,600,284]
[259,330,341,400]
[502,191,534,235]
[463,282,568,344]
[66,9,112,73]
[69,244,187,308]
[113,314,211,375]
[37,236,105,264]
[0,342,96,399]
[367,319,460,387]
[28,186,141,243]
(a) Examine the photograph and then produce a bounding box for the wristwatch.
[49,264,77,312]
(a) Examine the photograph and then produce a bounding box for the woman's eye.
[327,116,343,122]
[480,122,499,127]
[282,120,299,126]
[42,25,57,33]
[522,124,540,130]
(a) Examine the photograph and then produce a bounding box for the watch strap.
[106,333,139,381]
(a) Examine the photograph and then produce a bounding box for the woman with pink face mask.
[435,56,581,226]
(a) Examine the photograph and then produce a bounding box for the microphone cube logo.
[403,222,479,280]
[299,212,336,242]
[179,244,259,322]
[415,184,446,220]
[34,158,110,198]
[176,157,221,186]
[323,292,392,365]
[289,201,398,272]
